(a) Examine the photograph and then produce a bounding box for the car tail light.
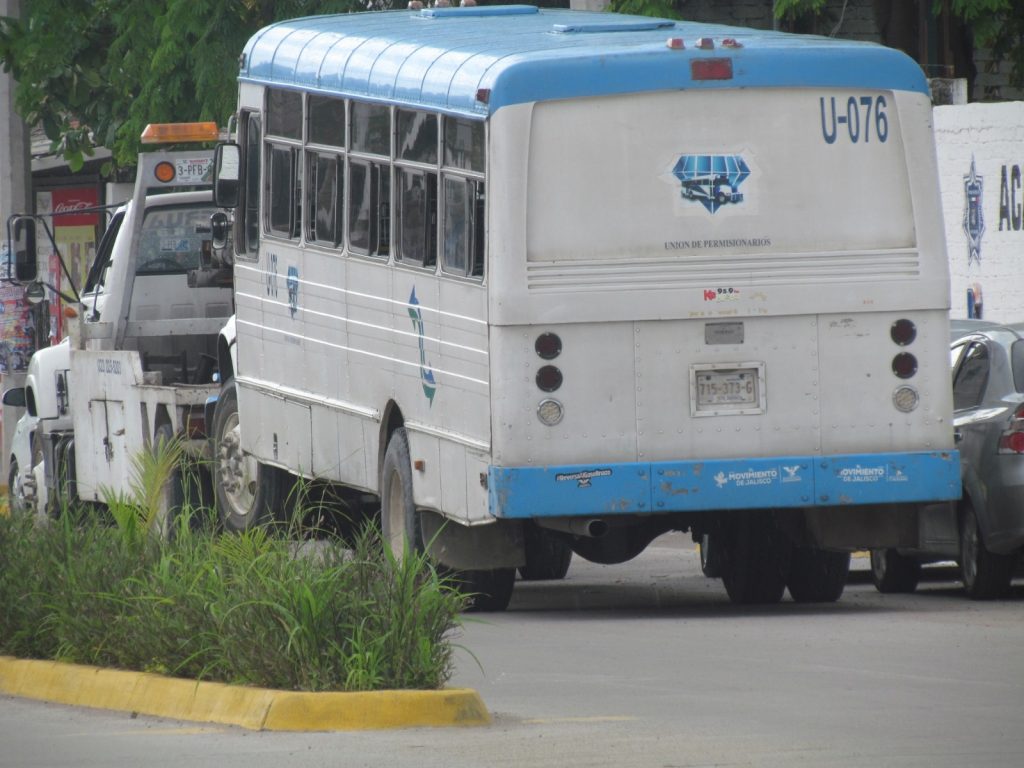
[997,403,1024,454]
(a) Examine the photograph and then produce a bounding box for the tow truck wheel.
[153,424,185,540]
[380,427,514,612]
[212,380,284,532]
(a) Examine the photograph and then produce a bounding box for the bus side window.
[441,115,485,279]
[349,160,389,258]
[397,169,437,268]
[442,177,485,278]
[264,88,302,241]
[267,145,298,238]
[242,113,262,256]
[307,152,343,247]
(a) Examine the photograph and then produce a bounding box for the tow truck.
[3,123,233,528]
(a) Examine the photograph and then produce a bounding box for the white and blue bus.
[211,5,960,610]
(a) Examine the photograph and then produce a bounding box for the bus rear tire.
[787,547,850,603]
[381,427,514,612]
[719,512,790,605]
[518,523,572,581]
[213,380,288,532]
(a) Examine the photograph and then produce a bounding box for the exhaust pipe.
[534,517,609,538]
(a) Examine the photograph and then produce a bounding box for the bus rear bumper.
[489,451,961,519]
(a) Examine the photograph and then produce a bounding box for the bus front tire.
[212,380,286,532]
[381,427,514,612]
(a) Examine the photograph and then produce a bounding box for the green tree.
[612,0,1024,93]
[775,0,1024,90]
[0,0,370,173]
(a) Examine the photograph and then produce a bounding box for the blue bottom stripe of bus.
[488,451,961,518]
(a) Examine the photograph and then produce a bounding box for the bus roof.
[241,5,929,118]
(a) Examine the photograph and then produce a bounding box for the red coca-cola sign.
[52,187,99,226]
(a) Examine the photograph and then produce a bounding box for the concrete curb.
[0,656,490,731]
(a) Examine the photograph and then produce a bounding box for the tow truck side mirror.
[210,212,230,251]
[213,143,241,209]
[2,387,26,408]
[6,216,38,282]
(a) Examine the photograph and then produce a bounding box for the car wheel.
[960,502,1014,600]
[381,427,514,612]
[787,548,850,603]
[870,549,921,593]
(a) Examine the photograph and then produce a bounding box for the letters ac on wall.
[999,164,1024,231]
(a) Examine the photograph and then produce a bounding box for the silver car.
[871,324,1024,598]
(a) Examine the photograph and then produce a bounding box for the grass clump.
[0,442,467,691]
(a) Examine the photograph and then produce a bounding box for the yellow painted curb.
[0,656,490,731]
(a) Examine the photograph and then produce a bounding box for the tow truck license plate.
[175,157,212,184]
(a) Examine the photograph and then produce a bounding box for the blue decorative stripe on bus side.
[488,451,961,518]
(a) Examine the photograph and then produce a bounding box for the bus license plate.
[692,366,762,415]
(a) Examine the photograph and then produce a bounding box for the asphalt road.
[3,533,1023,768]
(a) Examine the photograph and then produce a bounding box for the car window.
[1011,339,1024,393]
[950,341,968,372]
[952,342,989,410]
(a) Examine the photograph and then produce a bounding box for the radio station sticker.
[556,468,612,489]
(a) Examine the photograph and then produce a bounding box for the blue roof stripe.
[240,7,929,118]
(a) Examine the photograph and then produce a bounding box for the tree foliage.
[775,0,1024,89]
[0,0,372,173]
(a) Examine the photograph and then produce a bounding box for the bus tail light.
[536,365,563,392]
[893,386,919,413]
[535,332,562,360]
[691,58,733,81]
[890,318,917,346]
[997,404,1024,454]
[537,399,564,426]
[892,352,917,379]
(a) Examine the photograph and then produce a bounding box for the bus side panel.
[388,269,490,519]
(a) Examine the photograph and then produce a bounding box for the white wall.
[935,102,1024,322]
